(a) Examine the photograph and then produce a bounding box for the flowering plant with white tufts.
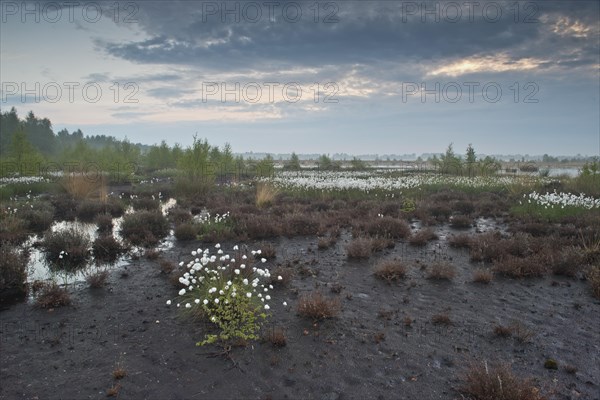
[167,243,274,346]
[521,190,600,210]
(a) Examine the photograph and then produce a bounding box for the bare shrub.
[492,255,548,278]
[409,228,438,246]
[448,233,472,248]
[263,326,287,347]
[347,238,372,259]
[297,291,340,320]
[585,265,600,298]
[473,268,493,284]
[458,361,546,400]
[92,235,125,265]
[431,313,452,325]
[132,197,160,211]
[174,223,197,241]
[509,321,535,343]
[259,242,277,260]
[35,282,71,308]
[120,211,169,247]
[550,246,585,277]
[426,261,457,280]
[493,324,512,338]
[85,269,109,288]
[373,259,407,283]
[372,237,395,252]
[0,244,29,301]
[283,214,320,237]
[42,228,91,273]
[450,214,473,229]
[96,214,114,235]
[363,216,411,239]
[76,200,105,222]
[268,265,293,287]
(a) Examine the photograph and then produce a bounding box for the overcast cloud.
[1,0,598,155]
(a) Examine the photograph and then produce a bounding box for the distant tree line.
[430,143,501,176]
[0,108,274,184]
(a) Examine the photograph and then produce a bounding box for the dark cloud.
[97,0,598,76]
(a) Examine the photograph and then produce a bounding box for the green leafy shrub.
[195,211,234,242]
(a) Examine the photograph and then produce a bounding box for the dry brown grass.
[268,265,293,287]
[264,326,287,347]
[112,366,127,380]
[550,246,585,277]
[473,268,493,284]
[347,238,373,259]
[35,282,71,308]
[85,269,109,288]
[450,214,473,229]
[318,236,336,250]
[256,183,279,208]
[470,232,534,263]
[362,216,411,239]
[426,261,457,280]
[259,242,277,260]
[448,233,472,248]
[431,313,452,325]
[586,265,600,298]
[409,228,438,246]
[373,259,407,283]
[492,255,548,278]
[159,259,176,274]
[61,174,107,200]
[493,324,512,338]
[0,244,28,301]
[106,384,121,397]
[458,361,546,400]
[509,321,535,343]
[297,291,340,320]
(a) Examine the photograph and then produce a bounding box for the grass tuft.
[458,361,547,400]
[297,291,340,321]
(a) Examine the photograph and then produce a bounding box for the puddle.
[24,198,177,284]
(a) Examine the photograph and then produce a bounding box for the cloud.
[97,1,598,78]
[427,54,546,77]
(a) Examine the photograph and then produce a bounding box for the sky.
[1,0,599,156]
